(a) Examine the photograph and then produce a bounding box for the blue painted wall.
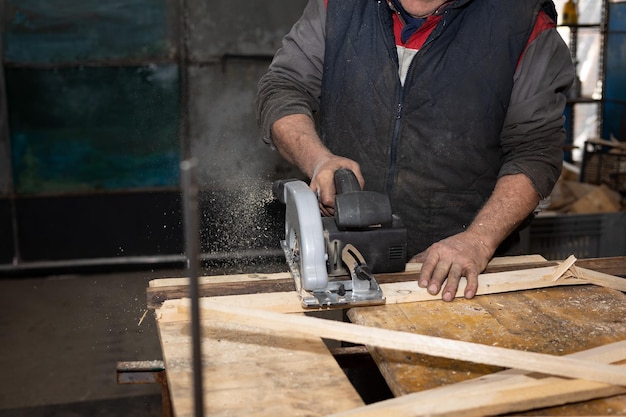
[3,0,176,64]
[7,65,180,194]
[3,0,180,195]
[0,0,307,267]
[603,1,626,141]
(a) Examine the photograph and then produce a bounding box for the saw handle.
[334,169,393,229]
[273,170,359,203]
[334,169,361,194]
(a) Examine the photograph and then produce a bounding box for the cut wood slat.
[327,340,626,417]
[146,256,550,308]
[149,271,293,288]
[548,254,576,280]
[148,255,546,288]
[170,263,609,315]
[175,298,626,386]
[146,256,626,308]
[574,265,626,292]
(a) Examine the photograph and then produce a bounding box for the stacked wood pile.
[548,159,625,214]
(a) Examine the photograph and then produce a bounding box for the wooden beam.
[326,340,626,417]
[163,260,624,314]
[574,265,626,292]
[146,256,626,308]
[174,298,626,386]
[147,276,296,309]
[147,256,549,308]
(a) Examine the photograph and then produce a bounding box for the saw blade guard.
[280,180,328,291]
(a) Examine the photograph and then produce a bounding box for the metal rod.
[177,0,191,162]
[0,249,283,275]
[598,0,609,139]
[181,158,204,417]
[0,6,20,268]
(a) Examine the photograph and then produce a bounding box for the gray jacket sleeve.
[255,0,326,146]
[499,27,575,199]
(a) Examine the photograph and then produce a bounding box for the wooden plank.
[147,277,296,309]
[176,297,626,386]
[149,255,546,288]
[147,256,549,308]
[146,256,626,309]
[164,262,620,315]
[483,254,547,265]
[573,256,626,277]
[149,271,293,288]
[327,340,626,417]
[156,299,363,417]
[575,265,626,291]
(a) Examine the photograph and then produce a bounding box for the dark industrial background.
[0,1,625,273]
[0,1,308,416]
[0,0,308,274]
[0,0,625,416]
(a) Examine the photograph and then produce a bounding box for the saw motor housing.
[326,169,406,276]
[324,215,406,277]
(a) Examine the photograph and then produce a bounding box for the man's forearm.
[466,174,540,255]
[271,114,333,178]
[271,114,364,216]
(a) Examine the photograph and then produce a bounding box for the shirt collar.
[387,0,428,43]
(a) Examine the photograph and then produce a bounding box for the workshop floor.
[0,261,392,416]
[0,267,187,417]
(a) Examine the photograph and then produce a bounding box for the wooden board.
[156,299,364,417]
[147,256,626,309]
[153,262,624,315]
[180,296,626,386]
[347,285,626,415]
[327,340,626,417]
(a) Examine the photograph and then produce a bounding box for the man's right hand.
[310,155,364,217]
[271,114,364,217]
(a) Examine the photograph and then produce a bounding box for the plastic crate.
[580,141,626,194]
[520,212,626,260]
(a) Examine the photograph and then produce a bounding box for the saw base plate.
[282,240,386,309]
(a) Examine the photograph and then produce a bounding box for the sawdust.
[198,177,285,273]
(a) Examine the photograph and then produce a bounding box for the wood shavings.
[138,309,149,326]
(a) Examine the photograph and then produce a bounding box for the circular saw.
[273,169,407,308]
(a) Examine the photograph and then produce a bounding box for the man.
[256,0,574,301]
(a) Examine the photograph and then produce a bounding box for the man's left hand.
[409,231,493,302]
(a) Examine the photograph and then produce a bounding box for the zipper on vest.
[382,5,451,193]
[378,0,402,193]
[387,90,404,193]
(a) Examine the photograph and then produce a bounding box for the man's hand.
[271,114,364,216]
[410,230,493,302]
[409,174,540,302]
[310,155,363,216]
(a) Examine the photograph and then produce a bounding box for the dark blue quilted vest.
[320,0,556,256]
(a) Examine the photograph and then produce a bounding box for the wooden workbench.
[348,285,626,415]
[151,256,626,416]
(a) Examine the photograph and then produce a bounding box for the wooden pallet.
[153,256,626,416]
